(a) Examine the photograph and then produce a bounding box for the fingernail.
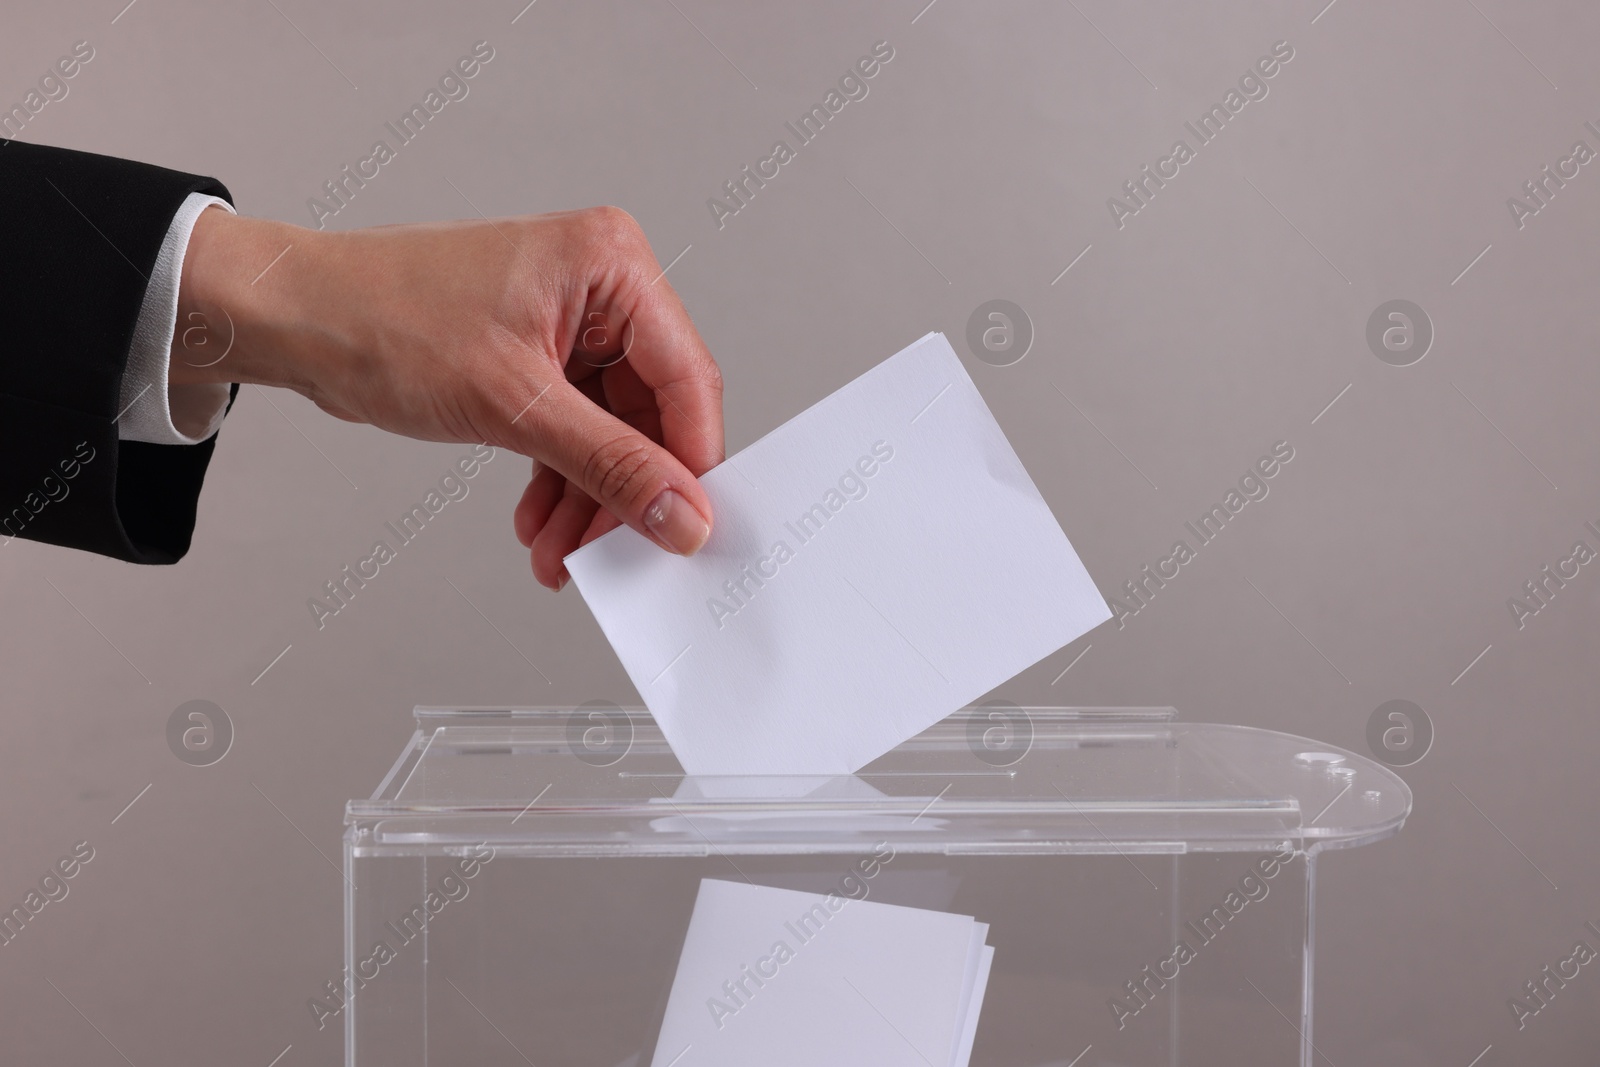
[556,573,569,591]
[644,488,710,555]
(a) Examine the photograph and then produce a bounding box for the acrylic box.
[342,706,1409,1066]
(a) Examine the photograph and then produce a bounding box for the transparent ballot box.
[343,707,1410,1067]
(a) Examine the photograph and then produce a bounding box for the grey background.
[3,0,1597,1063]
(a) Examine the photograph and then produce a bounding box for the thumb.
[515,380,713,556]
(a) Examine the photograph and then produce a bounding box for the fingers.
[516,366,664,557]
[505,206,726,576]
[600,361,665,446]
[578,508,624,549]
[512,366,671,558]
[508,377,713,559]
[609,263,725,478]
[516,467,622,586]
[516,464,619,586]
[530,481,600,589]
[513,462,563,548]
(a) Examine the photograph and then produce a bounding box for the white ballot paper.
[649,879,994,1067]
[566,331,1110,775]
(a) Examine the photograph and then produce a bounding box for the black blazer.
[1,139,235,564]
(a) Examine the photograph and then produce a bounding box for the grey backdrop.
[3,0,1597,1063]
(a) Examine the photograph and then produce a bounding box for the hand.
[171,205,724,590]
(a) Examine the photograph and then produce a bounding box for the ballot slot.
[343,706,1409,1067]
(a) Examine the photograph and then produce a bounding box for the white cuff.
[117,192,236,445]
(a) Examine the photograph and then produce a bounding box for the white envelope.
[567,331,1110,775]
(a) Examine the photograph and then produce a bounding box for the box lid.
[345,707,1410,856]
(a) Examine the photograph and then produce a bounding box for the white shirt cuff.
[117,192,235,445]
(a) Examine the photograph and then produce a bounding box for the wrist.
[169,207,331,392]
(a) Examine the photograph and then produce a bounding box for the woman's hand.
[172,205,724,589]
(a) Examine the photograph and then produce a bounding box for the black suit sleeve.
[0,139,236,564]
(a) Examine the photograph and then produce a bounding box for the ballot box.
[342,706,1409,1067]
